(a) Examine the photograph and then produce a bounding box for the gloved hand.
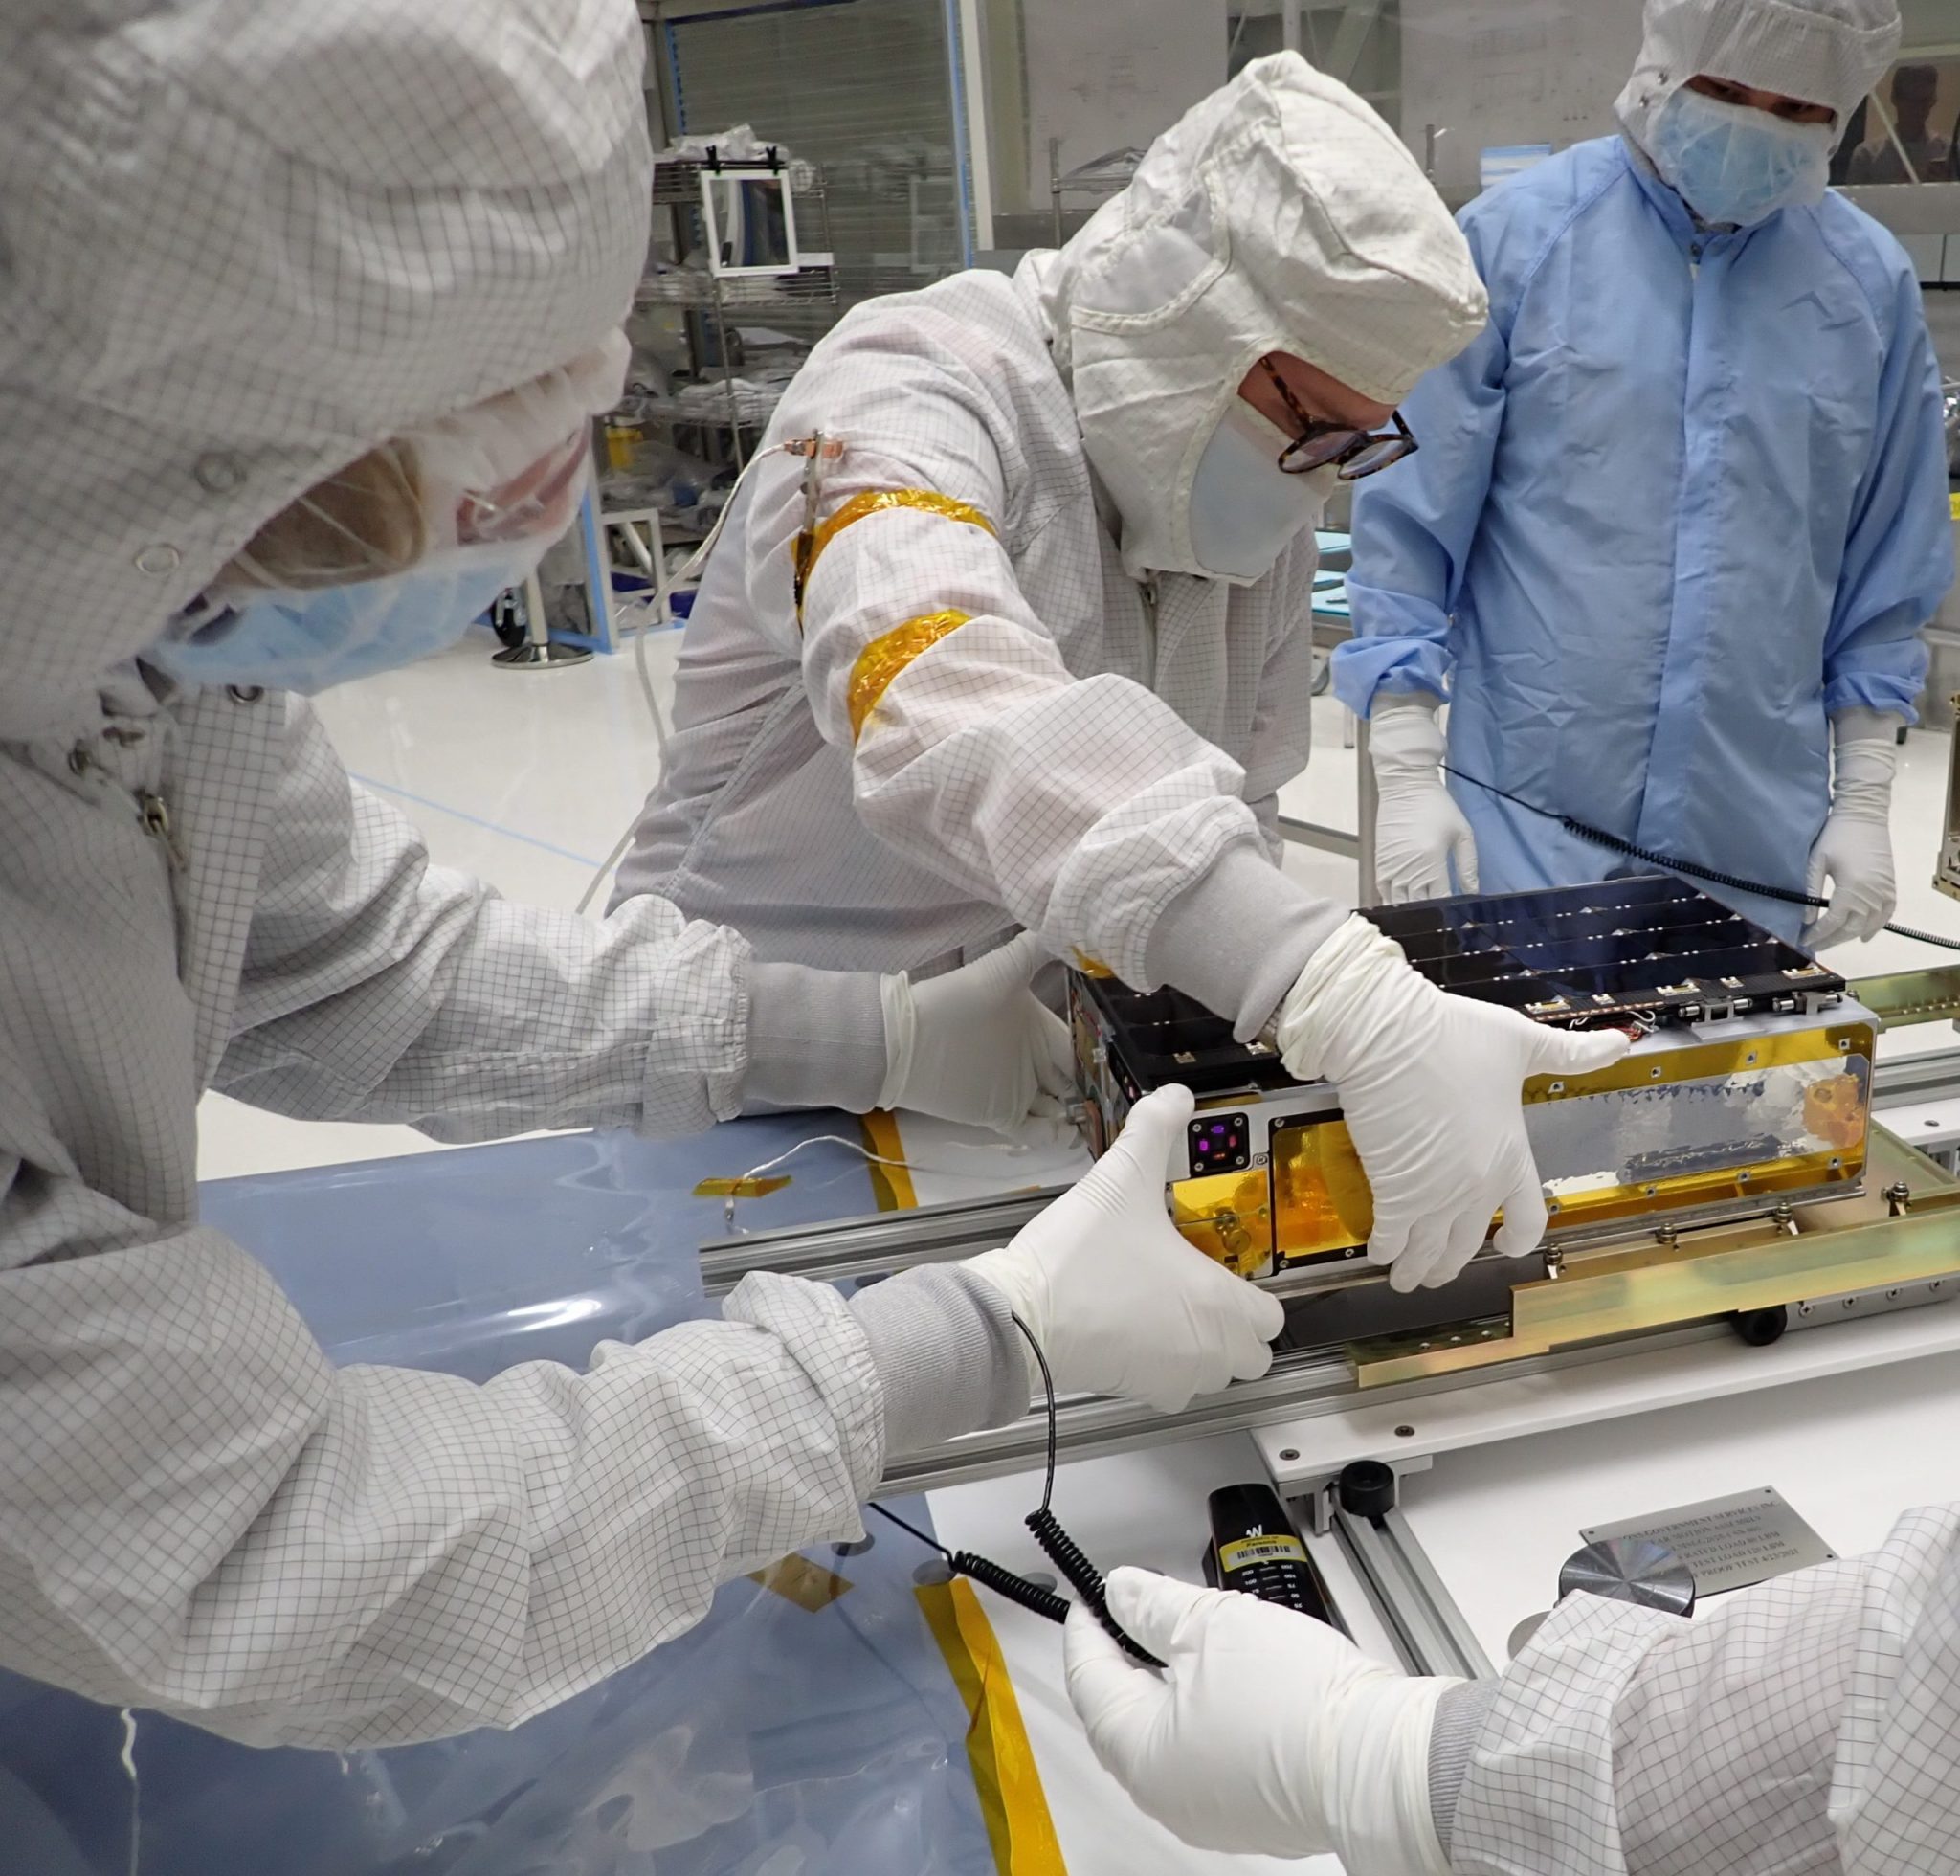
[965,1086,1285,1412]
[1065,1567,1458,1872]
[879,932,1074,1133]
[1369,697,1477,904]
[1276,916,1630,1289]
[1803,711,1900,951]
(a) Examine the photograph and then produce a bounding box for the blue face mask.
[146,547,542,695]
[1648,86,1834,229]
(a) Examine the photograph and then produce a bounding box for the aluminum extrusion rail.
[875,1325,1735,1496]
[699,1190,1058,1293]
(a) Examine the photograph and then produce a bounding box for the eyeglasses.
[1260,358,1418,480]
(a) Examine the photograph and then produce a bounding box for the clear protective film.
[0,1121,1008,1876]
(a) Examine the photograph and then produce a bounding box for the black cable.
[867,1499,951,1558]
[866,1500,1074,1626]
[949,1550,1074,1625]
[1441,763,1960,954]
[1013,1314,1165,1669]
[863,1320,1163,1666]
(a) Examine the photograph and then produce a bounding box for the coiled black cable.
[1013,1315,1165,1668]
[1441,764,1960,954]
[862,1315,1163,1667]
[866,1501,1072,1624]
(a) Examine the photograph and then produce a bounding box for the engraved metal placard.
[1582,1487,1836,1597]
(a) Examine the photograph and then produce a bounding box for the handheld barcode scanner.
[1203,1483,1339,1625]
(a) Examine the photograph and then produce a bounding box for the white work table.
[928,1437,1354,1876]
[925,1319,1960,1872]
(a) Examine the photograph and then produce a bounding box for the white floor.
[195,620,1960,1180]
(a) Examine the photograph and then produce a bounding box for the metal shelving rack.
[637,148,838,468]
[552,150,843,659]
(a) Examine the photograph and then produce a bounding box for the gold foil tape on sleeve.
[847,610,972,740]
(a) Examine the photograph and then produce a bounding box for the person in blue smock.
[1333,0,1953,947]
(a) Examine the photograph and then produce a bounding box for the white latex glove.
[878,931,1074,1133]
[1065,1567,1458,1872]
[966,1086,1285,1412]
[1803,712,1900,951]
[1369,698,1477,904]
[1276,916,1630,1290]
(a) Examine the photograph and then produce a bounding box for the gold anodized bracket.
[1350,1125,1960,1388]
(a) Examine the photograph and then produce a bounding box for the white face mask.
[1186,400,1330,585]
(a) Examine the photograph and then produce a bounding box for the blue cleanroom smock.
[1335,135,1952,935]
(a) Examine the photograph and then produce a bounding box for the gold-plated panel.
[1868,1121,1960,1193]
[1270,1118,1372,1259]
[1851,966,1960,1028]
[1353,1172,1960,1389]
[1171,1168,1273,1277]
[1544,1146,1862,1232]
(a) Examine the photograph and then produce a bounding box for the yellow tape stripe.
[860,1109,918,1211]
[804,489,996,601]
[848,610,971,741]
[917,1579,1068,1876]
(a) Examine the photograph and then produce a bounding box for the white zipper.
[1140,575,1161,687]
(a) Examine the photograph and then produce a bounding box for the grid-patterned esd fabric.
[0,0,649,739]
[1451,1506,1960,1876]
[615,266,1325,983]
[0,680,896,1748]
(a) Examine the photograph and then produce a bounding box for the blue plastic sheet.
[0,1120,1007,1875]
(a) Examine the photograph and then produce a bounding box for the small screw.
[1278,1447,1300,1462]
[1395,1424,1415,1439]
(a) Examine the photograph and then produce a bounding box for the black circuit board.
[1078,876,1845,1095]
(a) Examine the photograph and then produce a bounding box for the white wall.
[1397,0,1641,200]
[1016,0,1230,212]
